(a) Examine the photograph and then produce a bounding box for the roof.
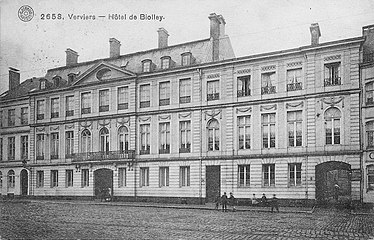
[0,77,41,101]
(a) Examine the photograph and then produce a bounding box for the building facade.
[0,13,372,205]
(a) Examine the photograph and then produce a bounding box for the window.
[181,53,192,66]
[100,128,110,153]
[261,72,276,94]
[8,170,15,188]
[81,129,91,153]
[66,95,74,117]
[287,68,302,91]
[40,79,46,89]
[119,168,126,187]
[159,122,170,154]
[51,170,58,187]
[118,87,129,110]
[0,138,3,161]
[118,127,129,152]
[238,165,250,187]
[82,169,89,187]
[81,92,91,114]
[159,81,170,106]
[140,167,149,186]
[36,134,45,160]
[366,82,374,105]
[179,78,191,103]
[50,133,59,159]
[263,164,275,187]
[289,163,301,187]
[142,60,152,73]
[180,121,191,153]
[140,124,150,154]
[140,84,150,108]
[262,113,276,148]
[66,170,73,187]
[21,136,28,160]
[179,166,190,187]
[325,107,341,145]
[65,131,74,158]
[51,98,59,118]
[96,68,112,80]
[207,119,219,151]
[37,100,45,120]
[288,111,302,147]
[238,116,251,150]
[8,109,15,126]
[368,122,374,148]
[21,107,28,125]
[159,167,169,187]
[207,80,219,101]
[36,171,44,188]
[0,172,2,188]
[368,165,374,191]
[324,62,341,86]
[161,56,170,69]
[99,89,109,112]
[237,75,251,97]
[8,137,15,160]
[0,110,3,127]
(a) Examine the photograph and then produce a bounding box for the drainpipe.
[134,76,138,201]
[197,68,203,204]
[358,43,364,203]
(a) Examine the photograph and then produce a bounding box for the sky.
[1,0,374,95]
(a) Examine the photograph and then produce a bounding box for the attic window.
[161,56,171,69]
[52,76,61,87]
[181,52,192,66]
[68,73,76,84]
[142,59,152,73]
[96,68,112,81]
[40,79,46,90]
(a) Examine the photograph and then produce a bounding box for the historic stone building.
[0,13,372,205]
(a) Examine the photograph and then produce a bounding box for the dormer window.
[52,76,61,87]
[181,52,192,66]
[40,79,46,90]
[161,56,171,69]
[142,59,152,73]
[96,68,112,81]
[68,73,76,84]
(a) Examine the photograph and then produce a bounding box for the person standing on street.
[229,192,237,212]
[221,192,228,212]
[271,194,279,213]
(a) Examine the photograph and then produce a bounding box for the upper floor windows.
[140,84,150,108]
[100,127,110,153]
[262,113,276,148]
[237,75,251,97]
[159,122,170,154]
[366,82,374,105]
[238,116,251,150]
[181,52,192,66]
[118,87,129,110]
[367,121,374,148]
[207,80,219,101]
[179,78,191,104]
[286,68,302,91]
[65,96,74,117]
[140,124,150,155]
[142,60,152,73]
[81,92,91,114]
[81,129,92,153]
[36,134,45,160]
[99,89,109,112]
[161,56,171,69]
[180,121,191,153]
[118,126,129,152]
[8,109,15,126]
[8,137,15,160]
[207,119,219,151]
[325,107,341,145]
[261,72,276,95]
[21,107,28,125]
[37,100,45,120]
[324,62,341,86]
[51,98,59,118]
[159,81,170,106]
[287,111,302,147]
[40,79,46,90]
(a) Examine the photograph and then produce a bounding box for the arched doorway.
[20,169,28,196]
[94,168,113,199]
[315,161,351,204]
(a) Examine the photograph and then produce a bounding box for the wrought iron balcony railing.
[237,89,251,97]
[159,98,170,106]
[324,77,341,87]
[140,101,150,108]
[99,105,109,112]
[118,103,128,110]
[71,150,135,162]
[179,96,191,104]
[287,82,302,91]
[261,86,276,95]
[66,110,74,117]
[81,108,91,114]
[207,93,219,101]
[51,112,59,118]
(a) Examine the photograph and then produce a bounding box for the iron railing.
[287,82,302,91]
[261,86,276,95]
[324,77,341,86]
[72,150,135,162]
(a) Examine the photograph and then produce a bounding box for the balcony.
[99,105,109,112]
[237,89,251,97]
[66,110,74,117]
[72,150,135,162]
[50,154,59,160]
[287,82,302,91]
[118,103,128,110]
[179,96,191,104]
[37,114,44,120]
[324,77,341,87]
[179,147,190,153]
[140,101,150,108]
[207,93,219,101]
[159,148,170,154]
[261,86,276,95]
[81,108,91,114]
[363,52,374,63]
[159,98,170,106]
[140,149,150,155]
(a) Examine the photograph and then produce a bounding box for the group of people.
[215,192,280,213]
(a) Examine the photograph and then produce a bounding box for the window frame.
[8,136,15,160]
[159,167,169,187]
[179,166,190,187]
[325,107,341,145]
[142,59,152,73]
[99,89,110,112]
[287,111,303,147]
[207,80,220,101]
[118,167,127,187]
[118,86,129,110]
[179,121,191,153]
[140,124,150,155]
[21,135,28,160]
[36,170,44,188]
[179,78,191,104]
[51,97,60,118]
[237,75,251,97]
[140,167,149,187]
[140,84,151,108]
[65,131,74,158]
[159,81,170,106]
[36,100,45,120]
[8,109,15,126]
[238,164,250,187]
[81,92,92,114]
[50,170,58,188]
[159,122,170,154]
[66,169,73,187]
[262,113,276,149]
[207,119,220,151]
[288,163,302,187]
[238,116,251,150]
[262,164,275,187]
[81,169,89,187]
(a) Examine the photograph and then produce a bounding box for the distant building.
[0,13,373,205]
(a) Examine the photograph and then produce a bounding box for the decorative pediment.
[117,117,130,127]
[50,126,59,131]
[72,61,136,86]
[204,109,222,120]
[80,120,92,129]
[65,124,75,130]
[321,96,344,109]
[98,119,111,127]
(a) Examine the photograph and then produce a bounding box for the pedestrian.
[271,194,279,213]
[221,192,228,212]
[334,183,340,202]
[214,195,220,210]
[261,193,267,206]
[229,192,237,212]
[251,194,259,205]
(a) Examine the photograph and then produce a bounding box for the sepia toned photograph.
[1,0,374,239]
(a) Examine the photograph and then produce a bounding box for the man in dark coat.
[229,192,237,211]
[271,194,279,213]
[221,192,228,212]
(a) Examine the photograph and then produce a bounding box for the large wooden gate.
[206,165,220,202]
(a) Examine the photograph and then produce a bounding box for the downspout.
[197,68,203,204]
[359,42,364,203]
[134,76,138,201]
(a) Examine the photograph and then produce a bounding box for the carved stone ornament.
[260,104,277,111]
[237,68,251,75]
[324,55,341,62]
[158,115,171,121]
[50,126,59,131]
[236,107,252,114]
[36,127,45,132]
[261,65,276,72]
[286,61,302,68]
[286,101,304,109]
[80,120,92,129]
[65,124,75,129]
[321,96,344,109]
[207,73,220,79]
[179,112,191,119]
[139,116,151,122]
[117,117,130,127]
[204,109,222,120]
[98,119,111,128]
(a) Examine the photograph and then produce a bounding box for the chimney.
[362,25,374,61]
[217,15,226,36]
[310,23,321,46]
[157,28,169,48]
[9,67,20,90]
[109,38,121,58]
[65,48,79,66]
[209,13,221,40]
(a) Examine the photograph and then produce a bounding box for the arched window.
[81,129,91,153]
[367,121,374,148]
[100,127,110,153]
[118,126,129,152]
[324,107,341,145]
[8,170,15,188]
[368,165,374,191]
[207,119,220,151]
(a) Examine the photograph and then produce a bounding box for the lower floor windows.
[119,168,126,187]
[51,170,58,187]
[179,166,190,187]
[368,165,374,191]
[140,167,149,187]
[238,165,250,187]
[159,167,169,187]
[66,170,73,187]
[82,169,89,187]
[36,171,44,188]
[263,164,275,187]
[289,163,302,187]
[8,170,15,188]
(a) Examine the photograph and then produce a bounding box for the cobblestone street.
[1,200,374,240]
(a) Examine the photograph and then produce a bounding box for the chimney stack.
[310,23,321,46]
[65,48,79,66]
[9,67,20,90]
[209,13,221,40]
[109,38,121,58]
[157,28,169,48]
[209,13,226,61]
